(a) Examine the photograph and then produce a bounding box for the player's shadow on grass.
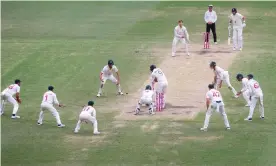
[165,103,197,109]
[195,50,232,55]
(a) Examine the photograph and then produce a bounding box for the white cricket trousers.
[0,93,19,115]
[136,98,154,114]
[203,101,230,129]
[38,103,62,125]
[98,75,122,94]
[242,90,251,105]
[232,26,243,49]
[247,95,264,118]
[216,71,237,95]
[172,37,189,56]
[74,112,99,133]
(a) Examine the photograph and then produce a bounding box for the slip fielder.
[244,74,264,121]
[235,74,251,106]
[0,79,22,119]
[201,84,230,131]
[209,61,237,96]
[37,86,65,127]
[150,65,168,112]
[172,20,190,57]
[228,8,246,51]
[74,101,100,135]
[135,85,155,115]
[97,60,123,97]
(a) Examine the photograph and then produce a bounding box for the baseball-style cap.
[14,79,21,84]
[208,4,213,7]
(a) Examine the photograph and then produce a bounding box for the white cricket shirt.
[81,106,96,118]
[141,90,154,100]
[229,13,244,28]
[41,91,59,105]
[241,77,249,92]
[101,65,118,76]
[174,25,189,39]
[204,10,217,23]
[248,79,263,97]
[2,84,20,96]
[206,89,223,102]
[151,68,168,84]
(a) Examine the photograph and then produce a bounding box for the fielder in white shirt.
[0,79,22,119]
[150,65,168,112]
[135,85,155,115]
[172,20,190,57]
[201,84,230,131]
[229,8,246,51]
[235,74,251,106]
[244,74,264,121]
[37,86,65,127]
[97,60,123,97]
[209,61,237,96]
[204,4,218,44]
[74,101,100,135]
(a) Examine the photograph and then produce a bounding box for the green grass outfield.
[1,2,276,166]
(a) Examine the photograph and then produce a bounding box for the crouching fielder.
[74,101,100,135]
[201,84,230,131]
[150,65,168,112]
[244,74,264,121]
[172,20,190,57]
[236,74,251,106]
[97,60,123,97]
[37,86,65,127]
[135,85,155,115]
[209,61,237,96]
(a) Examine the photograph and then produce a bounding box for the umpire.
[204,4,218,44]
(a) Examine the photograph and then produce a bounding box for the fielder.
[209,61,237,96]
[201,84,230,131]
[37,86,65,127]
[97,60,123,97]
[150,65,168,112]
[172,20,190,57]
[74,101,100,135]
[229,8,246,51]
[135,85,155,115]
[0,79,22,119]
[244,74,264,121]
[235,74,251,106]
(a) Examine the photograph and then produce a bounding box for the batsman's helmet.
[247,74,254,79]
[48,86,54,91]
[236,73,244,81]
[88,101,94,106]
[232,8,237,13]
[208,84,215,89]
[145,85,152,90]
[108,60,114,65]
[209,61,216,67]
[15,79,21,84]
[150,65,156,72]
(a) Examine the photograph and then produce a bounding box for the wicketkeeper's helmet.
[236,73,244,81]
[108,60,114,65]
[209,61,216,67]
[150,65,156,72]
[145,85,152,90]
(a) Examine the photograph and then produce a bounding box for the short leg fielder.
[155,82,168,111]
[98,75,122,96]
[38,103,64,126]
[203,102,230,129]
[135,98,154,115]
[0,93,19,117]
[247,95,264,119]
[74,112,99,134]
[172,37,190,57]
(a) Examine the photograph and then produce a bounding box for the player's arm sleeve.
[54,94,60,105]
[174,28,181,38]
[214,12,217,22]
[204,12,208,23]
[241,81,248,92]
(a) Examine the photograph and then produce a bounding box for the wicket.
[203,32,210,49]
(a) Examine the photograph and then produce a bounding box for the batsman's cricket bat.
[228,37,231,45]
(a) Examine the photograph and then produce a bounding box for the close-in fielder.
[244,74,264,121]
[135,85,155,115]
[201,84,230,131]
[37,86,65,127]
[0,79,22,119]
[209,61,237,96]
[150,65,168,112]
[229,8,246,51]
[97,60,123,97]
[235,74,251,106]
[74,101,100,135]
[172,20,190,57]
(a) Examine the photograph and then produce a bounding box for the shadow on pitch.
[165,103,197,109]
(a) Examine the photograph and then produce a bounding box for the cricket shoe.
[74,130,79,134]
[150,112,155,115]
[200,127,207,131]
[96,93,101,97]
[11,115,20,119]
[215,42,218,45]
[226,127,231,130]
[94,131,100,135]
[1,112,4,116]
[187,52,190,56]
[172,53,176,57]
[37,122,43,126]
[58,124,65,128]
[260,116,265,120]
[245,104,250,107]
[239,48,243,51]
[118,92,124,95]
[244,117,252,121]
